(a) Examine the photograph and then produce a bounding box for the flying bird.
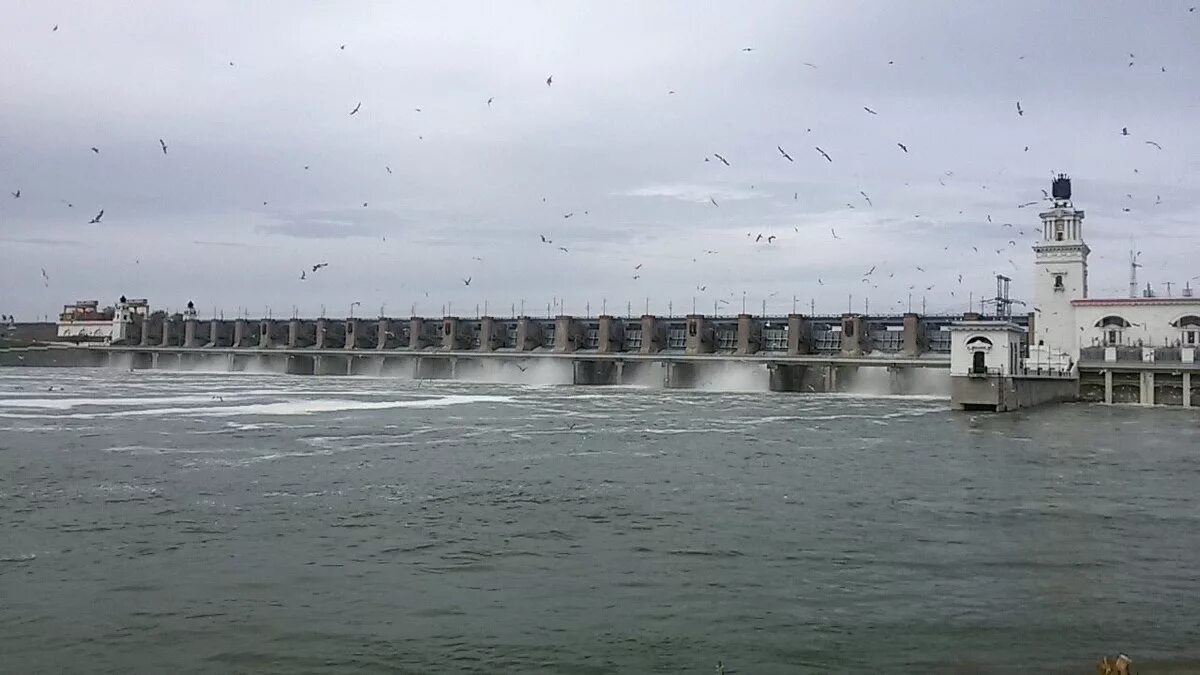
[10,190,18,199]
[312,262,329,272]
[462,277,472,286]
[830,228,840,239]
[864,265,876,276]
[802,62,818,69]
[340,44,346,50]
[563,212,573,219]
[777,146,794,162]
[90,147,99,154]
[709,197,719,207]
[546,75,553,86]
[897,142,908,153]
[487,97,493,106]
[713,153,730,166]
[860,191,872,206]
[741,47,754,52]
[52,25,58,31]
[1144,140,1163,150]
[1016,101,1024,116]
[300,270,307,280]
[697,285,706,291]
[540,234,551,243]
[558,246,569,253]
[385,166,392,174]
[158,139,168,154]
[634,264,642,270]
[863,106,878,115]
[755,234,763,242]
[1121,127,1129,136]
[814,146,832,162]
[88,209,104,224]
[349,102,361,115]
[767,235,776,243]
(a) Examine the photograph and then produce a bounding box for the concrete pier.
[555,316,584,353]
[687,315,713,354]
[206,320,229,347]
[787,314,810,355]
[902,313,924,356]
[841,314,866,356]
[316,318,344,350]
[735,314,759,355]
[516,318,542,351]
[478,317,502,351]
[597,315,623,353]
[640,315,664,354]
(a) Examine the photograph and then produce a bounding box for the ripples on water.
[1,367,1199,673]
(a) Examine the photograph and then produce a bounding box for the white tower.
[1032,174,1089,361]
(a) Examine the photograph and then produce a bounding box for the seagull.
[52,25,58,31]
[713,153,730,166]
[860,191,872,206]
[362,202,368,207]
[88,209,104,224]
[741,47,754,52]
[159,139,168,155]
[386,166,392,174]
[697,285,706,291]
[90,147,99,154]
[340,44,346,50]
[897,142,908,153]
[1145,140,1163,150]
[558,246,569,253]
[814,146,832,162]
[10,190,18,199]
[311,262,329,272]
[709,197,719,207]
[777,146,794,162]
[300,270,307,280]
[755,234,763,242]
[487,97,494,106]
[563,212,573,219]
[864,265,876,276]
[634,264,643,270]
[41,268,49,286]
[632,275,640,280]
[540,234,552,243]
[830,228,840,239]
[1016,101,1024,116]
[462,277,471,286]
[916,266,926,272]
[515,363,528,372]
[1121,127,1129,136]
[546,75,553,87]
[802,62,818,69]
[863,106,878,115]
[349,102,361,115]
[767,235,776,243]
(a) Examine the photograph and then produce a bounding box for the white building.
[56,296,149,343]
[1030,175,1200,367]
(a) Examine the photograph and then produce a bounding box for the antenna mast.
[1129,245,1142,299]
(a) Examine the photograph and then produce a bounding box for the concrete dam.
[21,311,996,394]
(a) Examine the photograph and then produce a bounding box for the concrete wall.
[840,314,866,356]
[735,314,759,355]
[952,375,1078,412]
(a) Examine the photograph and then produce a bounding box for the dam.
[5,310,968,394]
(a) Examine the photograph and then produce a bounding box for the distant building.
[56,296,149,343]
[1030,174,1200,368]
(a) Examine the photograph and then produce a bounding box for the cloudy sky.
[2,1,1198,320]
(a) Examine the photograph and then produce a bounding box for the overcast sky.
[2,1,1198,320]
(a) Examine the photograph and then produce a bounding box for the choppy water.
[1,367,1198,674]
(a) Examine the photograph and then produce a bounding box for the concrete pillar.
[1140,372,1155,406]
[1184,373,1192,408]
[259,320,274,348]
[1104,370,1114,405]
[516,318,541,351]
[735,314,759,355]
[840,314,866,356]
[640,315,663,354]
[902,313,925,356]
[376,319,394,350]
[151,352,160,368]
[597,315,624,353]
[289,320,301,348]
[478,317,501,351]
[409,318,429,350]
[159,318,174,347]
[344,320,362,349]
[824,365,838,391]
[184,319,198,347]
[206,320,224,347]
[234,319,249,348]
[685,315,713,355]
[663,361,697,388]
[441,317,461,350]
[554,316,582,353]
[787,314,810,355]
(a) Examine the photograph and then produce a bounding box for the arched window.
[1173,315,1200,347]
[1054,275,1064,290]
[1095,316,1130,346]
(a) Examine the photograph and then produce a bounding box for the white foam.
[14,394,516,419]
[0,395,236,410]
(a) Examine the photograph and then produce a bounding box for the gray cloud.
[1,1,1198,319]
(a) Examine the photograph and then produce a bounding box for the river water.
[1,367,1198,673]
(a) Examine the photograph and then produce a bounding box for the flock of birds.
[5,10,1198,319]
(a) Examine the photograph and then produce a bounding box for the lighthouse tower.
[1031,174,1089,364]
